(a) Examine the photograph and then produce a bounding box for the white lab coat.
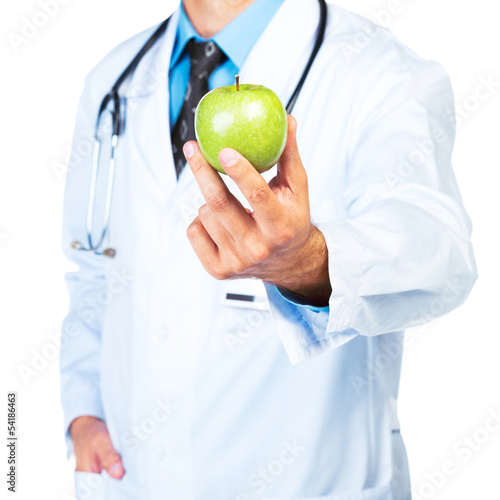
[61,0,477,499]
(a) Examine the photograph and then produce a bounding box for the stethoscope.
[72,0,327,258]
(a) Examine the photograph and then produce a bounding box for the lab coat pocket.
[74,471,110,500]
[210,279,276,354]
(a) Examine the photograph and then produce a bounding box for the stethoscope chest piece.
[71,240,116,258]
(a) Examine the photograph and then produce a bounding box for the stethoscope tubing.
[73,0,327,257]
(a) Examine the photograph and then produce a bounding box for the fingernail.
[108,462,124,478]
[183,142,195,160]
[219,149,237,167]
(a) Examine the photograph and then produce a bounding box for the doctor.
[61,0,477,499]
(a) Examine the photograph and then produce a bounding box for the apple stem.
[236,75,240,91]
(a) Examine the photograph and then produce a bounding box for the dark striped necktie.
[171,39,227,178]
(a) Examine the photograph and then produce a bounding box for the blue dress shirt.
[169,0,285,126]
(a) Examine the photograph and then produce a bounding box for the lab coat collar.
[122,9,180,101]
[170,0,286,75]
[120,0,320,101]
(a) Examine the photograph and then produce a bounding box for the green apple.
[194,78,288,174]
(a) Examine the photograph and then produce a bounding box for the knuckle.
[212,268,229,281]
[232,258,247,276]
[206,190,230,212]
[211,258,241,280]
[248,184,270,206]
[225,253,246,276]
[275,223,295,246]
[190,158,204,175]
[101,452,120,468]
[198,203,211,219]
[248,244,270,264]
[186,222,201,239]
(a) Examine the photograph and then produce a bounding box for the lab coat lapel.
[122,9,180,205]
[122,7,200,208]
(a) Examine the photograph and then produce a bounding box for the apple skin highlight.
[194,83,288,174]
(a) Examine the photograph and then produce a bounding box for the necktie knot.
[187,39,226,75]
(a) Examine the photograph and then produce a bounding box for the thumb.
[277,114,306,187]
[94,433,125,479]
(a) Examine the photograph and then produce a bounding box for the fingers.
[276,115,307,190]
[75,455,101,474]
[71,416,125,480]
[93,431,125,479]
[184,141,253,238]
[198,204,233,247]
[186,216,223,279]
[217,148,284,229]
[183,116,309,276]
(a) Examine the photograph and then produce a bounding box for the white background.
[1,0,498,499]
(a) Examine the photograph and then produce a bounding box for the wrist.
[271,226,331,307]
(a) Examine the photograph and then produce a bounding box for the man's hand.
[70,416,125,479]
[184,115,331,307]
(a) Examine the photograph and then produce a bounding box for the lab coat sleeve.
[59,77,107,457]
[266,60,477,364]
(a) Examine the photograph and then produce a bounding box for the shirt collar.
[170,0,284,71]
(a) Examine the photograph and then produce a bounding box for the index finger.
[218,148,284,226]
[183,141,252,234]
